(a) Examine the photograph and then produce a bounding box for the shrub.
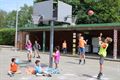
[0,28,15,45]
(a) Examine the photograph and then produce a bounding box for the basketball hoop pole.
[49,0,54,68]
[49,20,54,68]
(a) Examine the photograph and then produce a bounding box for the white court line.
[21,77,29,80]
[58,76,67,80]
[63,73,77,76]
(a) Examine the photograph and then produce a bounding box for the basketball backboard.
[32,0,72,24]
[32,0,53,24]
[57,1,72,24]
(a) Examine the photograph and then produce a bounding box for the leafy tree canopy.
[0,4,32,28]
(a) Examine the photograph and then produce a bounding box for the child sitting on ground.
[8,58,21,77]
[34,60,51,77]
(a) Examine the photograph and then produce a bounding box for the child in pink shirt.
[53,46,60,69]
[25,40,32,62]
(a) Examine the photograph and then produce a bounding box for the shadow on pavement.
[41,63,48,67]
[82,74,95,78]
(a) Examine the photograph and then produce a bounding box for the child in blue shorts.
[78,36,87,64]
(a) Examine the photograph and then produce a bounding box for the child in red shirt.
[8,58,21,77]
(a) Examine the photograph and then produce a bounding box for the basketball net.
[71,16,77,26]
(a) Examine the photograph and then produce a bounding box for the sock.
[84,59,85,64]
[79,59,81,64]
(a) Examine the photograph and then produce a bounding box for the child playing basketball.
[78,36,87,64]
[33,40,41,58]
[8,58,21,77]
[53,46,60,69]
[97,33,112,79]
[26,40,32,62]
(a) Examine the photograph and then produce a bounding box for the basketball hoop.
[63,15,77,25]
[32,15,41,24]
[70,16,77,26]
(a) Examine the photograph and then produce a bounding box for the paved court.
[0,47,120,80]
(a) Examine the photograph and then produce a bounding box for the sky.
[0,0,33,12]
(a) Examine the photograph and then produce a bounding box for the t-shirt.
[10,63,18,72]
[79,39,86,48]
[33,43,41,50]
[54,50,60,62]
[98,43,108,57]
[26,43,32,50]
[35,65,42,74]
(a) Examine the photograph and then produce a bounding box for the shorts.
[34,49,39,52]
[99,56,104,65]
[78,47,85,54]
[27,49,32,54]
[54,60,59,64]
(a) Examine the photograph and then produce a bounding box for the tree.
[93,0,120,23]
[18,4,33,27]
[0,10,7,28]
[0,4,33,28]
[6,10,16,28]
[63,0,120,23]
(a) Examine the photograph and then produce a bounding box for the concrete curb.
[0,45,14,48]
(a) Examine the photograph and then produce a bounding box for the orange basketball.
[88,10,94,16]
[102,43,107,49]
[26,67,35,75]
[53,53,55,57]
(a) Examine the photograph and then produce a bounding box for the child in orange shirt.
[78,36,87,64]
[8,58,21,77]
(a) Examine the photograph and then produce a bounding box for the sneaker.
[8,73,14,77]
[79,60,81,64]
[97,72,103,79]
[28,60,31,62]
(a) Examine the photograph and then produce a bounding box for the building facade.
[18,23,120,59]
